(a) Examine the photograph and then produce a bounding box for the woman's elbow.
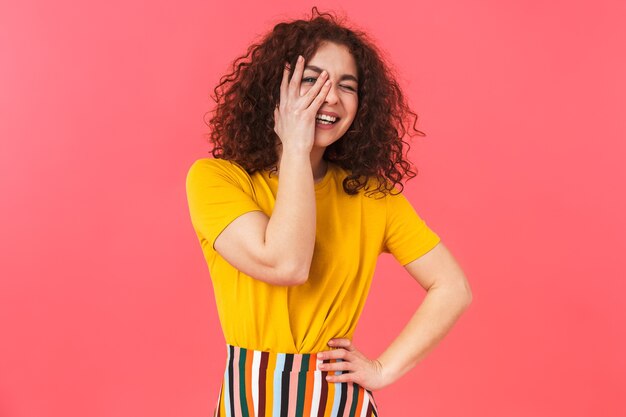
[459,277,473,307]
[276,261,311,286]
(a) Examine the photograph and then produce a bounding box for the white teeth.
[316,114,337,122]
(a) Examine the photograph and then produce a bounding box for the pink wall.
[1,1,625,416]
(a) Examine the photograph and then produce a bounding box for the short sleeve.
[185,158,264,251]
[382,191,441,266]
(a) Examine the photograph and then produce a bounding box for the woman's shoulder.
[186,157,253,188]
[188,157,249,176]
[188,157,245,171]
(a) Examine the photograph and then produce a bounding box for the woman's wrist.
[375,356,402,389]
[376,358,393,389]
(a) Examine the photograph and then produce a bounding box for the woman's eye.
[302,77,357,92]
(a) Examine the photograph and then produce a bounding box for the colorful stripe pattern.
[213,344,380,417]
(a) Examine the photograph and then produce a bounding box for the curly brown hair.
[205,6,427,197]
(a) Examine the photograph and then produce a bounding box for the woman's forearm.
[375,284,472,387]
[264,149,316,283]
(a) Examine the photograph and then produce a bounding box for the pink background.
[1,1,625,416]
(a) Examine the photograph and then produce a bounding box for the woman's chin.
[314,135,341,148]
[314,126,346,144]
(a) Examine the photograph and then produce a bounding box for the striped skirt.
[213,343,380,417]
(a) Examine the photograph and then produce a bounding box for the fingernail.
[328,340,334,345]
[298,55,303,62]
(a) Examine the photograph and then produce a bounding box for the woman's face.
[299,41,359,148]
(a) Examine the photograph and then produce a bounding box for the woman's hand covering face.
[273,55,332,154]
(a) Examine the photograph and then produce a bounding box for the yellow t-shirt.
[185,157,441,353]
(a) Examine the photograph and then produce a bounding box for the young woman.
[186,7,472,417]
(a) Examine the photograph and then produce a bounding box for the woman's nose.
[324,81,339,104]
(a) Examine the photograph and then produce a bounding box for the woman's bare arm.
[213,150,316,286]
[375,242,473,386]
[213,56,330,286]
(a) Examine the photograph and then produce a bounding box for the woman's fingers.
[308,78,332,112]
[317,339,386,389]
[281,54,330,115]
[329,338,356,351]
[288,55,305,98]
[301,71,330,111]
[273,54,334,153]
[279,62,290,109]
[319,358,353,373]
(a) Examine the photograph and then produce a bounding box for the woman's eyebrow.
[304,65,358,83]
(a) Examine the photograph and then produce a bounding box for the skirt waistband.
[217,343,379,416]
[225,343,343,374]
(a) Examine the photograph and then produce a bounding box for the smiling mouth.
[315,115,340,125]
